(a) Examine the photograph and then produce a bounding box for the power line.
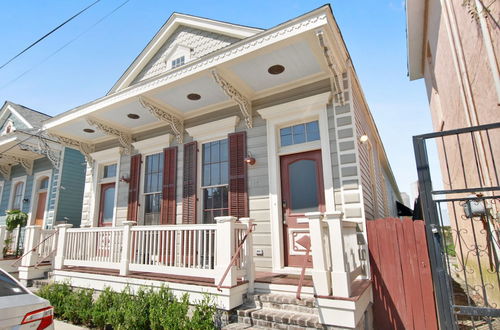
[0,0,130,91]
[0,0,101,71]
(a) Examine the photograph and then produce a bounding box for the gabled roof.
[0,101,51,131]
[108,12,263,94]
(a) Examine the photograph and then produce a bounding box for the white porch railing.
[54,216,255,288]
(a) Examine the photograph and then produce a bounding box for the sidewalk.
[54,320,87,330]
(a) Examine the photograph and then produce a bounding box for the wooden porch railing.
[54,216,255,288]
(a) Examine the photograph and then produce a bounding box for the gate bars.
[413,122,500,330]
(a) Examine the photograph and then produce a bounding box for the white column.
[54,224,73,270]
[324,212,351,298]
[120,221,135,276]
[21,226,42,267]
[0,226,6,260]
[239,217,255,294]
[215,216,237,287]
[307,212,332,296]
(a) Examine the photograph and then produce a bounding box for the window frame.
[28,170,52,227]
[141,151,164,226]
[9,176,27,211]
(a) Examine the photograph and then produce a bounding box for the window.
[144,153,163,225]
[202,139,229,223]
[103,164,117,178]
[171,56,185,69]
[280,120,320,147]
[12,182,24,210]
[39,177,49,190]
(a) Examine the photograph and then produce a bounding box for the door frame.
[98,182,116,227]
[257,92,336,273]
[29,170,52,227]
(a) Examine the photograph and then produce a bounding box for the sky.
[0,0,434,199]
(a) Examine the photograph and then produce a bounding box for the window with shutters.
[201,139,229,223]
[11,181,24,210]
[143,153,163,225]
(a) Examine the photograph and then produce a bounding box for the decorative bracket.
[86,117,133,155]
[139,96,184,143]
[0,165,11,180]
[0,154,34,175]
[316,30,344,105]
[49,133,95,165]
[18,137,61,169]
[212,70,252,128]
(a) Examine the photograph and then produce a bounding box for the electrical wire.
[0,0,101,71]
[0,0,130,91]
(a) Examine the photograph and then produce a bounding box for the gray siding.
[55,148,86,227]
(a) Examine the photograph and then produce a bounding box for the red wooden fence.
[367,218,438,330]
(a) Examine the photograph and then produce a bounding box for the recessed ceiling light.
[187,93,201,101]
[268,64,285,75]
[83,128,95,133]
[127,113,140,119]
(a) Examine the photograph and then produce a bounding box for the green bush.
[37,283,217,329]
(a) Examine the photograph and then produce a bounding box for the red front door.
[280,150,325,267]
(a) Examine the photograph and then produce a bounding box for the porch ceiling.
[44,7,347,148]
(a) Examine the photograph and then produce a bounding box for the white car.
[0,269,54,329]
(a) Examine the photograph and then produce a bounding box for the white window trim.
[9,175,27,211]
[134,134,172,226]
[187,116,239,224]
[89,147,122,227]
[28,170,52,227]
[0,181,4,207]
[257,91,335,273]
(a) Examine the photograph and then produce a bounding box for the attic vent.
[171,56,185,69]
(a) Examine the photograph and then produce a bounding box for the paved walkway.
[54,320,87,330]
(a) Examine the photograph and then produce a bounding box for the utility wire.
[0,0,130,91]
[0,0,101,71]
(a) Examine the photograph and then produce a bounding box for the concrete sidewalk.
[54,320,87,330]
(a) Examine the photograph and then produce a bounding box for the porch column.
[306,212,332,296]
[324,212,351,298]
[54,224,73,270]
[0,226,6,260]
[120,221,136,276]
[215,216,237,287]
[239,217,255,294]
[21,226,42,267]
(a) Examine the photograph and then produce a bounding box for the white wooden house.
[42,5,401,329]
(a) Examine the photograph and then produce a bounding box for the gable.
[131,25,240,84]
[0,114,24,134]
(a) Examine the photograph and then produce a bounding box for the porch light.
[120,175,130,183]
[187,93,201,100]
[244,156,256,165]
[359,135,369,144]
[83,128,95,133]
[268,64,285,75]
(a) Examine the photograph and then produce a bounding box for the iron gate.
[414,123,500,329]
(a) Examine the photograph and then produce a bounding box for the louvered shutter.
[228,131,248,218]
[127,154,142,221]
[161,147,177,225]
[182,142,197,224]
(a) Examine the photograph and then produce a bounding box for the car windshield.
[0,270,29,296]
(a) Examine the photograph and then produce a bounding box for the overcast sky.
[0,0,435,198]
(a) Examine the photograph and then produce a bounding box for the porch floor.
[254,272,313,287]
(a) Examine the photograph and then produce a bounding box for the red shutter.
[182,142,197,224]
[229,131,248,218]
[161,147,177,225]
[127,154,142,221]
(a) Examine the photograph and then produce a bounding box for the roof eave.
[406,0,426,81]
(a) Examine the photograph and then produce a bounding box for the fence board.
[368,218,437,330]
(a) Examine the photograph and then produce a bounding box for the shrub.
[62,288,94,326]
[189,294,217,330]
[162,293,190,330]
[37,282,72,318]
[148,286,175,330]
[92,287,117,329]
[121,288,150,330]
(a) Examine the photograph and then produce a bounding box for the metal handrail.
[11,228,58,267]
[296,235,312,300]
[216,223,255,291]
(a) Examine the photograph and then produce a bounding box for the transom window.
[12,182,24,210]
[171,56,185,69]
[202,139,229,223]
[39,177,49,190]
[280,120,320,147]
[144,153,163,225]
[103,164,117,179]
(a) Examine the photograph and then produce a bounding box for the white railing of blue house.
[54,216,255,288]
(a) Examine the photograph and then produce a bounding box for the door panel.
[280,150,325,267]
[99,183,115,227]
[34,192,47,226]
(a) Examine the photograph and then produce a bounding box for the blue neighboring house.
[0,101,86,229]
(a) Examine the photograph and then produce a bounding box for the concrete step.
[222,323,269,329]
[249,293,318,315]
[238,307,323,329]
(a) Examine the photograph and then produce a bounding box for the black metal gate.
[413,123,500,329]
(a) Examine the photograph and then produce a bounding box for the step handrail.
[296,235,312,300]
[11,228,59,267]
[216,223,256,291]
